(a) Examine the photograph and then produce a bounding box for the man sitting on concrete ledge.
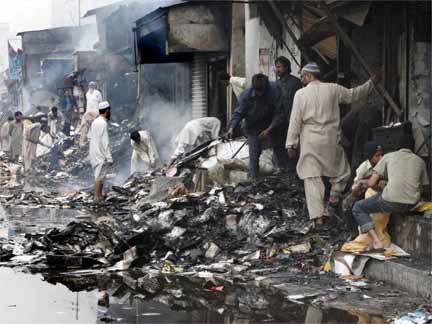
[352,135,429,250]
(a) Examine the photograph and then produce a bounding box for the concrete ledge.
[388,213,432,260]
[364,259,432,299]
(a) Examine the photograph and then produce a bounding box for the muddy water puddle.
[0,207,388,323]
[0,206,99,241]
[0,267,383,324]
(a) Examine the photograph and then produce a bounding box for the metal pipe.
[231,139,248,159]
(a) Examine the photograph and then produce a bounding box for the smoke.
[75,24,98,52]
[139,95,192,163]
[134,62,192,163]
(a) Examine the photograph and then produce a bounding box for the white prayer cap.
[89,81,96,87]
[99,101,110,110]
[301,62,321,74]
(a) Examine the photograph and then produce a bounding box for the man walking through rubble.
[352,136,429,250]
[88,101,113,201]
[227,73,284,180]
[9,111,24,162]
[286,62,379,226]
[130,130,161,175]
[274,56,302,172]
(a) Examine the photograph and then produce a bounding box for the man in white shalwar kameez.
[0,116,13,153]
[219,72,246,98]
[168,117,221,166]
[286,62,379,226]
[37,124,53,157]
[86,81,102,113]
[9,111,24,161]
[88,101,112,201]
[130,130,161,175]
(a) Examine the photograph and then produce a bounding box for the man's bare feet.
[372,239,385,250]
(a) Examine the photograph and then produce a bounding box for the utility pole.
[77,0,81,26]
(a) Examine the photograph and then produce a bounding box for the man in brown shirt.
[352,136,429,249]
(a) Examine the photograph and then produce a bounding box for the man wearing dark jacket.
[274,56,302,171]
[227,73,283,179]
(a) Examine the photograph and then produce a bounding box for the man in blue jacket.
[227,73,283,179]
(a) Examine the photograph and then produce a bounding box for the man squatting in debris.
[130,130,161,175]
[352,135,429,250]
[88,101,113,201]
[286,62,380,226]
[226,73,284,180]
[168,117,221,167]
[9,111,24,162]
[0,115,13,153]
[351,141,384,196]
[342,141,385,211]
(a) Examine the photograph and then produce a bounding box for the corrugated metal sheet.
[191,54,207,119]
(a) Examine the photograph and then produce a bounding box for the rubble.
[0,174,350,276]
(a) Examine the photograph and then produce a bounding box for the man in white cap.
[86,81,102,113]
[286,62,380,226]
[88,101,112,201]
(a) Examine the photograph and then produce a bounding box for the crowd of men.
[213,57,428,250]
[0,82,99,164]
[0,56,428,251]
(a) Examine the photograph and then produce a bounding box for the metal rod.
[231,139,248,159]
[324,4,402,117]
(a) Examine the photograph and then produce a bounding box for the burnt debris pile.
[33,120,131,182]
[0,175,349,274]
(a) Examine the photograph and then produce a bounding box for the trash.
[161,260,183,274]
[225,214,237,228]
[210,285,224,292]
[284,242,312,254]
[391,308,432,324]
[287,292,320,304]
[204,242,221,259]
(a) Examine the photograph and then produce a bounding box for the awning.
[135,3,230,64]
[135,8,192,63]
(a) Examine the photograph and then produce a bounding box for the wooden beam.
[268,0,311,62]
[324,4,402,117]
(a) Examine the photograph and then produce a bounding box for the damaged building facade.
[134,0,431,170]
[0,1,431,322]
[18,25,97,112]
